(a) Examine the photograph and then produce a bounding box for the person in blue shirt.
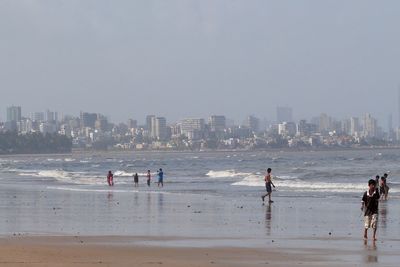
[158,168,164,187]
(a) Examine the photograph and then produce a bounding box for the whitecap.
[206,170,251,178]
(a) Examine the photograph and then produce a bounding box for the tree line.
[0,132,72,154]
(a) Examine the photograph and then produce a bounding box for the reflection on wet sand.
[364,240,378,264]
[265,203,272,236]
[379,201,387,233]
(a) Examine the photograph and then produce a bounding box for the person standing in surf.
[146,170,151,187]
[380,173,389,200]
[134,173,139,187]
[375,175,380,187]
[361,179,380,241]
[107,170,114,186]
[261,168,275,203]
[158,168,164,187]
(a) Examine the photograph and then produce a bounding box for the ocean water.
[0,149,398,198]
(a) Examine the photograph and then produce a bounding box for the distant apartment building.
[40,122,57,135]
[350,117,360,136]
[276,106,293,123]
[209,115,226,132]
[80,112,97,129]
[362,113,378,138]
[278,122,297,137]
[95,114,108,132]
[318,113,332,133]
[170,123,181,137]
[297,120,317,136]
[127,119,138,129]
[146,115,155,131]
[151,117,168,141]
[59,124,72,137]
[245,115,260,133]
[17,119,34,134]
[180,118,205,140]
[6,106,21,122]
[31,112,45,122]
[45,109,58,122]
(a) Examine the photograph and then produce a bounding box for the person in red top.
[107,170,114,186]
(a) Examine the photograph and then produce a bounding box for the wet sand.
[0,183,399,266]
[0,235,398,267]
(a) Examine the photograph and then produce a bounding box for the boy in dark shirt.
[361,179,380,241]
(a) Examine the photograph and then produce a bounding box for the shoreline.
[0,145,398,157]
[73,145,400,154]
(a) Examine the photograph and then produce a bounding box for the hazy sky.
[1,0,400,126]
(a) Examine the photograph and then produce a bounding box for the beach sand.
[1,235,398,267]
[0,183,399,266]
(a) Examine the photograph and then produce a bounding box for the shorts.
[158,178,163,183]
[380,186,385,195]
[265,182,272,193]
[364,214,378,229]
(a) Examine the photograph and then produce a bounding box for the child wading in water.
[261,168,275,203]
[361,179,380,241]
[107,170,114,186]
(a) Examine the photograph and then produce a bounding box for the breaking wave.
[206,170,251,178]
[232,175,400,193]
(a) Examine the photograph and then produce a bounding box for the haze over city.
[1,1,400,124]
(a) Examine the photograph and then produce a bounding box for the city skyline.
[0,104,395,130]
[1,1,400,124]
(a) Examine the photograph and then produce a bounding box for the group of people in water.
[106,169,164,187]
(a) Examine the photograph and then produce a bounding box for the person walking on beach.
[261,168,275,203]
[361,179,380,241]
[146,170,151,187]
[380,173,389,200]
[134,173,139,187]
[158,168,164,187]
[107,170,114,186]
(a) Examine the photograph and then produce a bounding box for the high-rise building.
[95,114,108,132]
[318,113,332,133]
[276,106,293,123]
[209,115,226,131]
[245,115,260,132]
[362,113,377,138]
[6,106,21,122]
[127,119,138,129]
[31,112,45,122]
[297,120,317,136]
[45,110,58,122]
[350,117,360,136]
[180,118,205,135]
[278,122,297,137]
[80,112,97,129]
[146,115,155,131]
[153,117,167,141]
